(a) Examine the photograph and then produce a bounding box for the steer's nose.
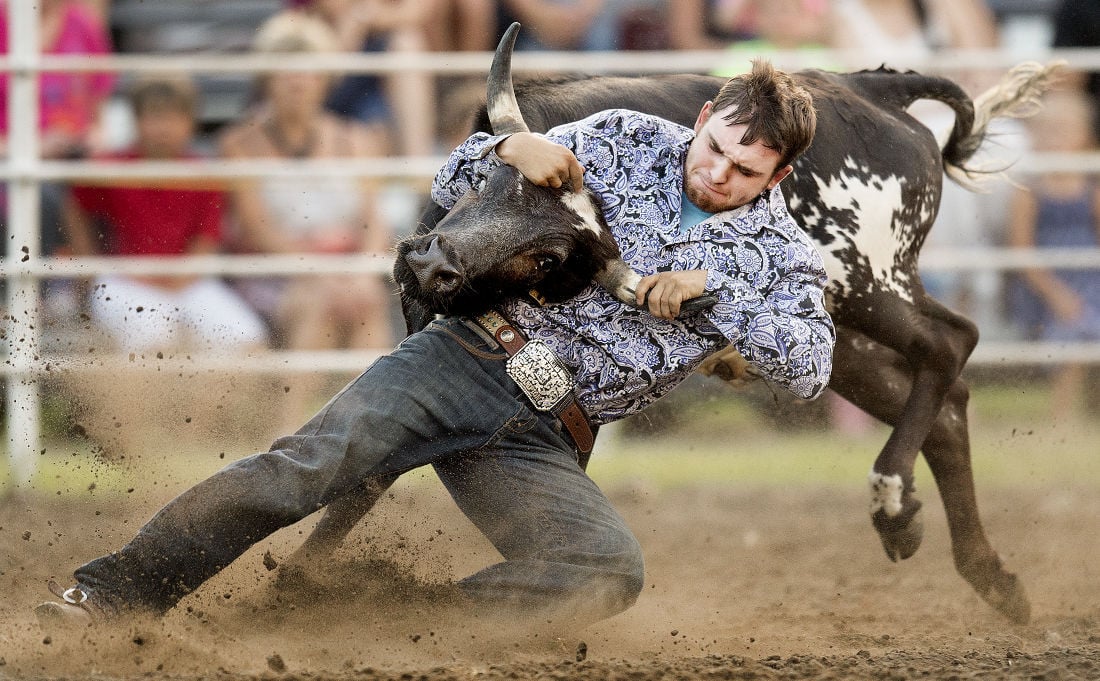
[404,235,463,295]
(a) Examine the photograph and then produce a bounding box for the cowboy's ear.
[694,101,714,133]
[767,164,793,189]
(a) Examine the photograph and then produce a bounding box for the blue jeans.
[74,318,644,623]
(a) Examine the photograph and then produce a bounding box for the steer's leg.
[918,377,1032,624]
[829,322,1029,623]
[835,292,978,551]
[828,323,928,560]
[909,297,1030,623]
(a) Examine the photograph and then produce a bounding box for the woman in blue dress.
[1008,89,1100,419]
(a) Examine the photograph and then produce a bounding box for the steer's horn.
[487,22,529,135]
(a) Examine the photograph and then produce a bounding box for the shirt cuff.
[476,132,517,160]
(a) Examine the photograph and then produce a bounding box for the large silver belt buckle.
[506,339,573,412]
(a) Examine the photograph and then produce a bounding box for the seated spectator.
[830,0,997,71]
[1052,0,1100,143]
[61,75,269,355]
[666,0,758,51]
[419,1,498,156]
[80,0,111,24]
[707,0,839,77]
[422,0,495,53]
[1007,88,1100,421]
[219,10,395,427]
[0,0,115,256]
[290,0,436,157]
[496,0,669,52]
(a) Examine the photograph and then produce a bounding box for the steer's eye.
[536,255,559,272]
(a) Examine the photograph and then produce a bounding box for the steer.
[293,24,1056,624]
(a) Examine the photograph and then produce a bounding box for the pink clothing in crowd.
[0,1,115,139]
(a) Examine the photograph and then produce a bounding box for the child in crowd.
[1008,88,1100,420]
[62,75,269,354]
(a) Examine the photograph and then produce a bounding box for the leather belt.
[473,310,595,456]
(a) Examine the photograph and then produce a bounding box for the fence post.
[4,1,42,488]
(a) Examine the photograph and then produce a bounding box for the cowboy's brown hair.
[711,59,816,170]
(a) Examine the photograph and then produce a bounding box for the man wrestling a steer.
[35,54,834,629]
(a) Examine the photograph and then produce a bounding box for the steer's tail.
[942,61,1063,189]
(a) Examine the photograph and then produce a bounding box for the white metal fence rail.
[5,2,42,486]
[5,2,1100,484]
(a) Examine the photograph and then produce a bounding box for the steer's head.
[393,23,639,317]
[395,166,622,315]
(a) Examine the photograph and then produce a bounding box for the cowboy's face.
[683,102,792,212]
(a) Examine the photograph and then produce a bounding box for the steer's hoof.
[871,498,924,562]
[961,555,1032,624]
[979,571,1031,625]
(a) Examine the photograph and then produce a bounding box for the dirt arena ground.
[2,383,1099,680]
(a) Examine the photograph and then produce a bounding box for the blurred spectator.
[828,0,1006,317]
[0,0,116,256]
[80,0,111,24]
[423,0,496,52]
[707,0,838,77]
[830,0,997,71]
[437,77,487,152]
[1007,88,1100,421]
[497,0,669,52]
[920,0,998,54]
[291,0,436,157]
[914,0,1019,335]
[61,75,268,354]
[896,0,1010,339]
[0,0,115,159]
[666,0,758,50]
[740,0,831,53]
[219,10,394,426]
[921,115,1029,341]
[418,1,495,159]
[1051,0,1100,142]
[831,0,927,62]
[425,2,671,154]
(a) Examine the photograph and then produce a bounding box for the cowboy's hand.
[635,270,708,319]
[496,132,585,192]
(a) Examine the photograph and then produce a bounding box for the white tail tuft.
[945,61,1065,190]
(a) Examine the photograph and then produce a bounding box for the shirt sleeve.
[692,188,835,400]
[70,183,107,215]
[430,109,650,209]
[430,132,514,209]
[192,191,225,243]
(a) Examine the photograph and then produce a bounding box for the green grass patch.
[2,381,1097,496]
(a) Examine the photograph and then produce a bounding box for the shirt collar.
[664,188,773,245]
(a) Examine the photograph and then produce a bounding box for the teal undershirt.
[680,190,715,234]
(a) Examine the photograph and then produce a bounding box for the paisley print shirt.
[432,109,834,425]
